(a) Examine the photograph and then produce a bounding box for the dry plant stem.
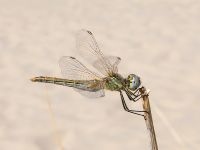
[44,87,64,150]
[139,87,158,150]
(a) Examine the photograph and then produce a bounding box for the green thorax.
[104,74,124,91]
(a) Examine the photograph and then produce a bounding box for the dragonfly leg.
[124,88,138,97]
[119,90,146,116]
[133,88,144,97]
[130,87,141,96]
[125,89,142,102]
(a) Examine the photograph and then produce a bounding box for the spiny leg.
[119,90,145,116]
[125,90,137,102]
[124,88,142,102]
[128,86,150,101]
[125,90,141,102]
[129,87,141,96]
[124,88,138,97]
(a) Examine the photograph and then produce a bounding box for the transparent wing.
[59,56,103,80]
[74,88,105,98]
[76,29,121,76]
[93,56,121,76]
[59,56,105,98]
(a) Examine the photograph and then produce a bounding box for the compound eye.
[132,77,135,83]
[128,74,133,80]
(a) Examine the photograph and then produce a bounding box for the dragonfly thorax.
[104,75,124,91]
[126,74,141,91]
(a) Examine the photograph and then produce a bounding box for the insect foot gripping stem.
[139,86,150,97]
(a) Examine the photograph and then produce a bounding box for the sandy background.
[0,0,200,150]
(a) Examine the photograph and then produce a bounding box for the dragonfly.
[31,29,147,116]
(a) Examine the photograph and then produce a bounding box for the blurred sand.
[0,0,200,150]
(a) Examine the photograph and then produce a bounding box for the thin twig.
[139,87,158,150]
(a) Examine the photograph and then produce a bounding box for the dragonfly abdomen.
[31,76,79,87]
[31,76,103,92]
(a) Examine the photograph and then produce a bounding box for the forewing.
[59,56,102,80]
[93,56,121,76]
[76,29,121,76]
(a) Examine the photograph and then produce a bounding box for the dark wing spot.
[70,56,76,59]
[87,30,93,35]
[117,57,121,60]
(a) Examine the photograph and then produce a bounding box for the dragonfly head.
[126,74,141,91]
